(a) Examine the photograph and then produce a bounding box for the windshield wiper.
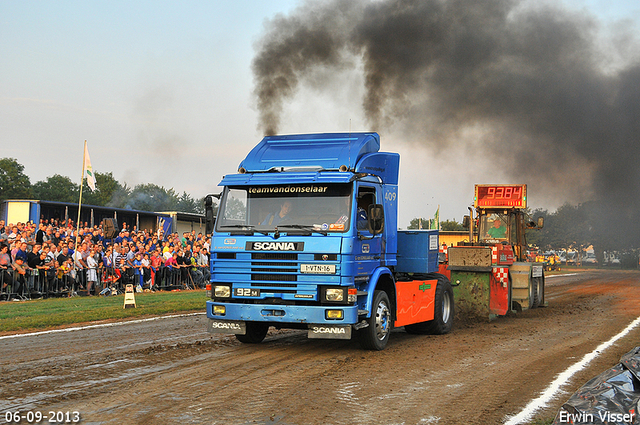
[219,224,255,230]
[276,224,328,236]
[218,224,255,235]
[219,224,273,236]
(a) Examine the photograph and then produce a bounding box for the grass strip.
[0,290,207,333]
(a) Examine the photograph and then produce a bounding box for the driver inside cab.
[487,219,507,239]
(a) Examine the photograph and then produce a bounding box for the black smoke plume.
[252,0,640,247]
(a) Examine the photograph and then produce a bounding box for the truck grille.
[252,253,298,261]
[252,273,297,282]
[211,249,340,298]
[251,253,298,282]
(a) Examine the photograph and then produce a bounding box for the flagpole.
[74,140,87,262]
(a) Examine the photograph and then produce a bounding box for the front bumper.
[205,300,359,324]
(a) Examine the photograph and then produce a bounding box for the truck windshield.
[216,184,353,233]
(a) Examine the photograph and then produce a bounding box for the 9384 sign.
[474,184,527,208]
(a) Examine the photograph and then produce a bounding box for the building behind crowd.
[0,200,206,235]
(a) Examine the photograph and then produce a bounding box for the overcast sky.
[1,0,638,228]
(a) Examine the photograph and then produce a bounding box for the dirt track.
[2,270,640,425]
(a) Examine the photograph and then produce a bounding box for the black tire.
[507,274,513,313]
[358,290,392,351]
[405,277,454,335]
[532,276,544,308]
[235,322,269,344]
[528,273,536,309]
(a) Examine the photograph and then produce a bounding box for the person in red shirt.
[163,252,179,288]
[150,249,163,291]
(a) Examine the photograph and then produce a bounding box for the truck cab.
[205,133,453,350]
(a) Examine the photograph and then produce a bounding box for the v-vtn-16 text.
[204,132,453,350]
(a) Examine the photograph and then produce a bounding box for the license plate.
[532,264,543,278]
[234,287,260,297]
[300,264,336,274]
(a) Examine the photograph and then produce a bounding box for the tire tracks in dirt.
[1,270,639,425]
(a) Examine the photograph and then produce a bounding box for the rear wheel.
[235,322,269,344]
[405,277,454,335]
[358,290,392,350]
[532,277,543,308]
[528,275,536,309]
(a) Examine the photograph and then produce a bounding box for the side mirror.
[462,215,470,229]
[368,204,384,234]
[204,195,217,234]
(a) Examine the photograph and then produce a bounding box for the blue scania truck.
[204,132,453,350]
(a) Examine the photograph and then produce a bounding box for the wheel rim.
[374,299,391,341]
[442,291,451,323]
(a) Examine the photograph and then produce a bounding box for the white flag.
[83,143,97,191]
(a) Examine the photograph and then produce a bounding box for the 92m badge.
[234,288,260,297]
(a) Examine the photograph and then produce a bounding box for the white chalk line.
[503,315,640,425]
[0,312,206,340]
[547,273,578,278]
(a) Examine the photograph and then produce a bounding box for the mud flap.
[451,271,492,319]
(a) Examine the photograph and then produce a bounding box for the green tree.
[32,174,78,203]
[524,208,549,249]
[407,217,461,230]
[407,217,429,230]
[176,191,202,214]
[441,219,465,231]
[82,172,126,207]
[532,204,592,256]
[126,183,178,212]
[0,158,32,201]
[581,200,635,265]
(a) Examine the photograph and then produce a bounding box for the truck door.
[354,185,383,280]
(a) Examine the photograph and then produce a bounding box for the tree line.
[0,157,206,214]
[409,202,639,268]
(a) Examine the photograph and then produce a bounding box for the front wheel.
[358,290,392,350]
[235,322,269,344]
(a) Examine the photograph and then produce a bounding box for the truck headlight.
[325,288,344,302]
[214,285,231,298]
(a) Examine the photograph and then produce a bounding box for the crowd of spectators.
[0,218,211,301]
